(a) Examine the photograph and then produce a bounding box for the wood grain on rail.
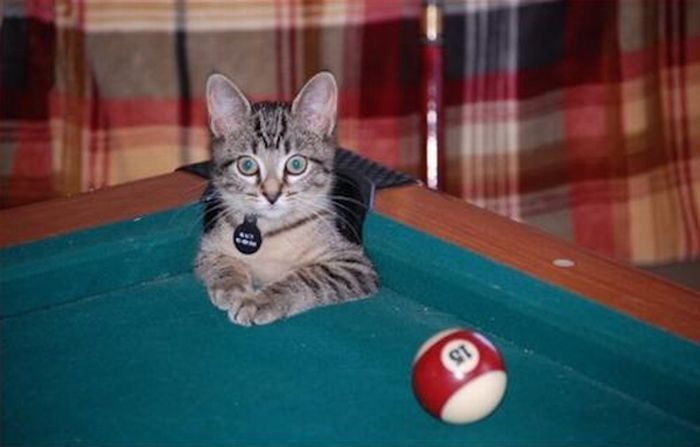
[375,185,700,343]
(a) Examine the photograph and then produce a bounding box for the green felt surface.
[2,205,700,446]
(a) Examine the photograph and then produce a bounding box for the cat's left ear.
[292,72,337,137]
[206,73,251,138]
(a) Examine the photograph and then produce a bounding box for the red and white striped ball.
[412,328,507,424]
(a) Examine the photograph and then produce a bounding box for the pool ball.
[412,328,507,424]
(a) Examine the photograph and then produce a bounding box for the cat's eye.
[285,155,308,175]
[236,156,259,176]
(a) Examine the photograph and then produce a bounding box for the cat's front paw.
[227,296,288,326]
[207,284,252,311]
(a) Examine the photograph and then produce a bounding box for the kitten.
[195,71,379,326]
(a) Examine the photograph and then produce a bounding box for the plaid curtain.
[443,0,700,265]
[1,0,699,266]
[0,0,423,206]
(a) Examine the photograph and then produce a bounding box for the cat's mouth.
[253,192,300,217]
[255,202,289,219]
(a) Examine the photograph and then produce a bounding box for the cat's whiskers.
[174,199,235,235]
[281,198,333,239]
[304,192,371,210]
[169,184,368,245]
[317,195,370,217]
[291,196,362,244]
[300,193,370,237]
[166,201,213,236]
[332,174,364,189]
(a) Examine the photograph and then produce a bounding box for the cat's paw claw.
[227,299,285,326]
[208,285,251,311]
[228,303,254,326]
[209,289,231,311]
[252,302,285,325]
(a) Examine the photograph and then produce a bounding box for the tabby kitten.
[196,71,379,326]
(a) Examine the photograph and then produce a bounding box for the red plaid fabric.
[442,0,700,264]
[1,0,423,205]
[1,0,698,265]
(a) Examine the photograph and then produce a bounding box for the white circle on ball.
[440,339,480,376]
[441,370,507,424]
[413,329,462,364]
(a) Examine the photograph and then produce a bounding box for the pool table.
[1,171,699,446]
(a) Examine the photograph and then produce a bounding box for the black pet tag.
[233,215,262,255]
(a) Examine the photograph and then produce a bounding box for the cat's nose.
[263,190,281,204]
[261,178,281,205]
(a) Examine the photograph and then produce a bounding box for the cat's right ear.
[206,74,251,138]
[292,72,337,137]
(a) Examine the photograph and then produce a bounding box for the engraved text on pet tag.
[233,215,262,254]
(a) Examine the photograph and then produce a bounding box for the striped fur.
[196,71,378,326]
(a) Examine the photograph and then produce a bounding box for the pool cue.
[421,0,445,190]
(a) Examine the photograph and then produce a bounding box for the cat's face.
[206,72,338,222]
